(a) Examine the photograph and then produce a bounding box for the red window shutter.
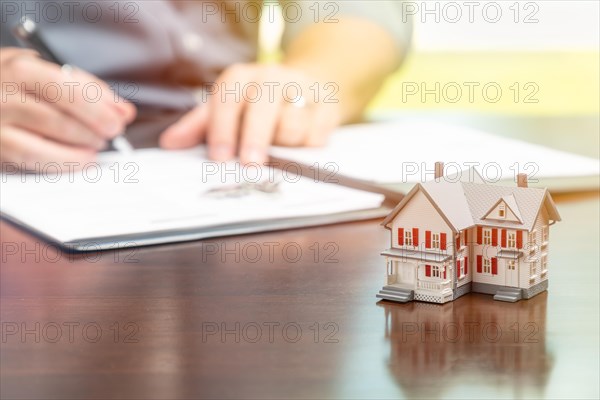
[501,229,507,248]
[425,231,431,249]
[492,257,498,275]
[465,257,468,274]
[477,255,482,273]
[516,231,523,249]
[412,228,419,247]
[425,264,431,277]
[464,230,468,245]
[443,266,447,279]
[456,235,460,250]
[456,260,460,278]
[440,233,447,250]
[492,229,498,247]
[398,228,404,246]
[477,226,482,244]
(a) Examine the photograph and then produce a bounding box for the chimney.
[434,162,444,180]
[517,173,528,188]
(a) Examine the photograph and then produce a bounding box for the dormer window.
[498,204,506,218]
[482,195,523,224]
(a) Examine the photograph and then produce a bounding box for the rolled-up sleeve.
[279,0,413,55]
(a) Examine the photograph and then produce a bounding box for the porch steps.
[376,286,414,303]
[493,287,523,303]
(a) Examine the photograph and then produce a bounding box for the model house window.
[460,259,466,276]
[483,258,491,274]
[528,230,537,252]
[432,265,441,278]
[404,230,413,246]
[529,230,537,246]
[542,255,548,272]
[483,229,492,245]
[530,261,537,277]
[542,226,549,243]
[461,231,466,247]
[507,232,516,248]
[507,260,516,270]
[498,204,506,218]
[432,233,440,249]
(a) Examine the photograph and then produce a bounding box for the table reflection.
[379,293,552,398]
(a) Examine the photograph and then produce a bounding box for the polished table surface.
[1,115,599,399]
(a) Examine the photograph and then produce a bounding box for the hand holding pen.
[0,17,136,170]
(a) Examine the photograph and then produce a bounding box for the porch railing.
[417,280,451,291]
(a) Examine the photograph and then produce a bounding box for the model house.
[377,163,561,304]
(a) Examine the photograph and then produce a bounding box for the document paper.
[1,148,384,248]
[271,121,600,185]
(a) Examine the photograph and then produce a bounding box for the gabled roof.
[382,172,561,232]
[461,183,559,230]
[381,183,457,231]
[481,194,523,223]
[502,194,523,221]
[446,167,486,184]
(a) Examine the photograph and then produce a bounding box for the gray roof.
[382,170,561,232]
[501,194,523,222]
[460,183,560,230]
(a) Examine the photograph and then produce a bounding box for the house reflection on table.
[378,292,553,398]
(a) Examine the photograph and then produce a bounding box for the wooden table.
[1,115,599,399]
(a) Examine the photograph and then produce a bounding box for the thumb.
[159,105,209,149]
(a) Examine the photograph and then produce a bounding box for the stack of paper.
[0,148,385,250]
[271,121,599,190]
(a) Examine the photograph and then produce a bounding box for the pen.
[12,17,134,154]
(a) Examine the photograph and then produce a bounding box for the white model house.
[377,164,561,303]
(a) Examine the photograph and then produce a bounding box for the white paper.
[0,148,384,243]
[270,121,600,185]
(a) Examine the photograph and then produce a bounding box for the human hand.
[159,63,342,164]
[0,48,136,169]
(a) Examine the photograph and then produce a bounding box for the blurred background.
[260,0,599,117]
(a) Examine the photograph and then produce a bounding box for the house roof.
[382,172,561,232]
[480,194,523,223]
[502,194,523,221]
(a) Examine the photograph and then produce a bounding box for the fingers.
[305,104,341,147]
[0,125,96,171]
[203,63,342,162]
[207,64,255,161]
[111,97,137,125]
[1,96,106,150]
[275,102,312,147]
[9,56,130,140]
[159,105,209,149]
[0,48,135,170]
[239,82,283,164]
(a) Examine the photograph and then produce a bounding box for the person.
[0,1,411,169]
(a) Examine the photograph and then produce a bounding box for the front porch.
[380,248,455,304]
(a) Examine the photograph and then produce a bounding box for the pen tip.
[112,136,135,154]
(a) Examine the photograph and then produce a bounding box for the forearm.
[283,17,403,123]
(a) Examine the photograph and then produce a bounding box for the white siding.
[391,190,453,251]
[457,227,474,288]
[472,237,503,286]
[519,207,550,289]
[472,226,522,287]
